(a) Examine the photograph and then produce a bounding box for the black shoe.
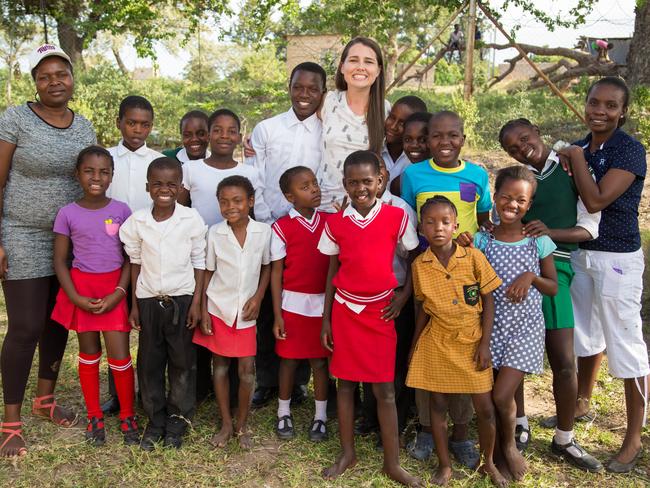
[552,438,603,472]
[308,419,328,442]
[163,434,183,449]
[100,396,120,416]
[120,416,140,446]
[291,384,308,405]
[276,415,295,440]
[515,424,530,452]
[140,428,164,452]
[85,417,106,447]
[252,386,277,409]
[354,418,378,436]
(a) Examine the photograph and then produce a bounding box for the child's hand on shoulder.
[321,318,333,352]
[474,340,491,370]
[273,317,286,340]
[505,271,536,303]
[455,231,474,248]
[523,220,549,238]
[381,287,408,320]
[242,296,261,322]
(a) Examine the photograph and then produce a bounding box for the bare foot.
[237,430,252,450]
[480,462,508,488]
[430,465,452,486]
[503,444,527,481]
[33,402,78,427]
[574,397,591,419]
[322,453,357,480]
[383,465,424,487]
[495,460,513,482]
[0,433,27,458]
[210,425,233,448]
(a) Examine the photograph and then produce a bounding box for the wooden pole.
[477,1,586,124]
[463,0,477,100]
[387,1,468,92]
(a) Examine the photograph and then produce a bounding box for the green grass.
[2,246,650,487]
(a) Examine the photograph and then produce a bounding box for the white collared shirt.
[182,160,271,226]
[120,203,207,298]
[381,147,411,183]
[176,147,211,164]
[526,150,600,239]
[107,141,164,211]
[270,208,325,317]
[205,218,271,329]
[381,190,418,286]
[245,109,322,221]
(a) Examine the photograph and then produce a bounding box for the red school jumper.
[272,211,331,359]
[325,203,409,383]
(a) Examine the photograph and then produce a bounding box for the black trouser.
[255,290,310,389]
[362,295,415,432]
[1,276,69,404]
[137,295,196,436]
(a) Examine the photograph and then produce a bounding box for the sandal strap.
[32,394,57,416]
[0,425,25,450]
[0,421,23,428]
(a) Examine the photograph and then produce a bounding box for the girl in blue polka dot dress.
[474,165,558,481]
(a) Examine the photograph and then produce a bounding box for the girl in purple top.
[51,146,138,447]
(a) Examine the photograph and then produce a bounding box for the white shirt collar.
[288,207,318,223]
[116,140,150,157]
[342,199,382,221]
[526,150,558,174]
[215,217,264,235]
[284,108,319,133]
[176,147,211,164]
[380,190,393,205]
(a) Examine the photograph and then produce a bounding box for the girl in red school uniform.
[318,150,422,487]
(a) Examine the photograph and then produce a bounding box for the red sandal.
[0,421,27,457]
[32,394,79,427]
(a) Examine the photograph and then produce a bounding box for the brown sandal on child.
[0,421,28,457]
[32,394,79,427]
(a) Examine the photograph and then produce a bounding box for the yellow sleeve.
[412,259,425,303]
[473,250,502,295]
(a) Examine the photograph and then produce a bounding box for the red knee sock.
[108,356,135,421]
[78,351,102,420]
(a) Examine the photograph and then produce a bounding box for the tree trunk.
[56,20,85,69]
[112,44,129,77]
[5,73,12,106]
[627,0,650,86]
[384,31,400,87]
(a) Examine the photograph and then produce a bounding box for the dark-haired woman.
[0,44,96,456]
[318,37,390,211]
[559,76,648,473]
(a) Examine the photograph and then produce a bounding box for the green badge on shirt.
[463,284,480,306]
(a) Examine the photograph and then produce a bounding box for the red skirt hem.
[51,268,130,332]
[329,298,396,383]
[275,310,330,359]
[193,314,256,358]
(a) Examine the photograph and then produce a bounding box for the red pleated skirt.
[330,297,396,383]
[51,268,130,332]
[193,314,256,358]
[275,309,330,359]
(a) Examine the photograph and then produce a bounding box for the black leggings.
[1,276,69,404]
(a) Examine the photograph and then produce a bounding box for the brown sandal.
[32,394,79,427]
[0,421,28,456]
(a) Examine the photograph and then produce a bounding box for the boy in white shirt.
[244,62,328,408]
[107,95,164,212]
[120,157,207,451]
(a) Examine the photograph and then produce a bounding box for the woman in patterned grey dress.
[0,44,96,456]
[474,166,558,481]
